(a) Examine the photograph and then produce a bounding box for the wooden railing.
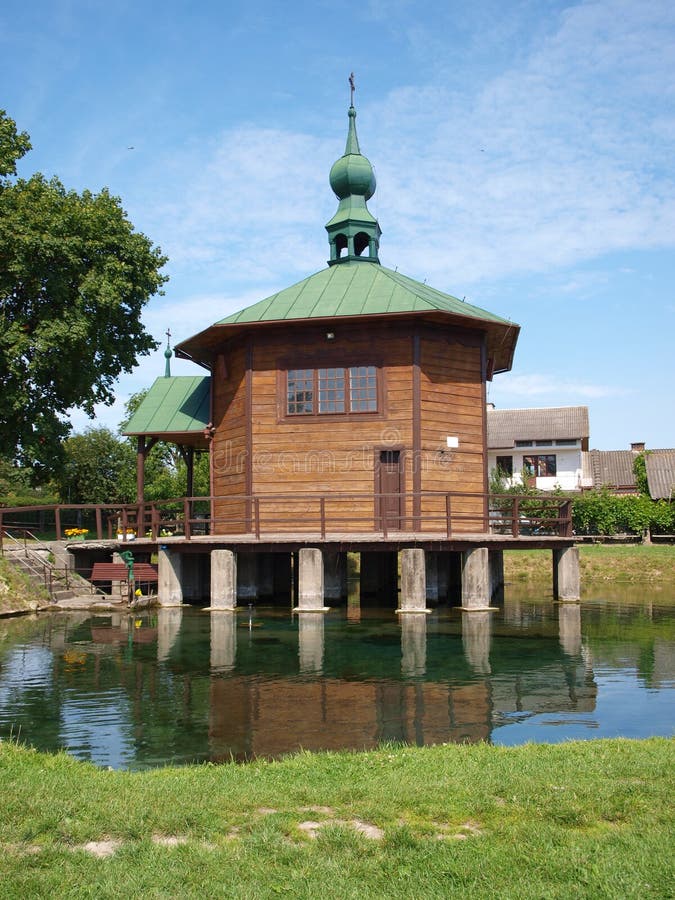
[0,494,574,542]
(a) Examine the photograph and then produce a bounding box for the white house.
[487,405,590,492]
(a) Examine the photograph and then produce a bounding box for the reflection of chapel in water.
[68,600,596,764]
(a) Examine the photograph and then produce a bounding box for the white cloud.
[489,372,628,401]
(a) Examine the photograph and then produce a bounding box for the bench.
[90,562,159,584]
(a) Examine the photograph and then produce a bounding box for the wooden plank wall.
[209,321,488,534]
[419,329,486,532]
[212,344,248,532]
[251,326,413,532]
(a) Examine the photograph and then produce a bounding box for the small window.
[496,455,513,476]
[318,368,345,413]
[515,440,533,447]
[523,454,557,477]
[555,439,577,446]
[350,365,377,411]
[287,369,314,415]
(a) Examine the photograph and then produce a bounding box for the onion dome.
[326,103,381,265]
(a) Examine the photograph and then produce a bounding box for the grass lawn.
[506,543,675,585]
[0,738,673,898]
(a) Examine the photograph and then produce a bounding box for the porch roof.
[123,376,210,446]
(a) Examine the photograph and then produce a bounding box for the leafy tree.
[56,427,135,504]
[633,452,650,496]
[0,109,167,475]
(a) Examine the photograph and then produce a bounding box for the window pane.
[349,365,377,411]
[318,368,345,413]
[287,369,314,414]
[496,455,513,476]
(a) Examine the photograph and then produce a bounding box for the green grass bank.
[0,738,672,898]
[506,543,675,585]
[0,555,48,617]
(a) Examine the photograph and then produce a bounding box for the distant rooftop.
[487,406,589,449]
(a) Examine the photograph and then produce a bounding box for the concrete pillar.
[489,549,505,604]
[324,551,348,603]
[157,607,183,661]
[553,546,580,602]
[296,548,328,611]
[400,612,427,677]
[157,548,183,606]
[399,548,429,612]
[210,549,237,610]
[298,613,325,673]
[558,603,582,656]
[425,552,439,603]
[210,611,237,671]
[237,553,258,601]
[462,610,492,674]
[461,547,490,610]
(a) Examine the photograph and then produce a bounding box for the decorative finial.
[164,328,173,377]
[349,72,355,106]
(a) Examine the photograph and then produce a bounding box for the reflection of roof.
[487,406,589,449]
[176,261,520,374]
[645,450,675,500]
[582,450,637,491]
[123,376,210,445]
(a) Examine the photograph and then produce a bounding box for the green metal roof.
[216,261,513,327]
[123,376,210,437]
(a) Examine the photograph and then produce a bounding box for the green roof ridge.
[215,261,514,327]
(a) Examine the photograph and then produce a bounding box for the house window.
[496,455,513,476]
[523,454,557,477]
[286,365,378,416]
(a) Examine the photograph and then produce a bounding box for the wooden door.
[377,450,403,530]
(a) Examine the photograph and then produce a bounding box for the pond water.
[0,589,673,770]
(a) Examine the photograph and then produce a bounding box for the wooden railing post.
[183,499,192,540]
[55,507,62,541]
[561,500,573,537]
[511,497,520,538]
[95,507,103,540]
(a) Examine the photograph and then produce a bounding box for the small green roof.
[216,261,512,327]
[123,376,210,442]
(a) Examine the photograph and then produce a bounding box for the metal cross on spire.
[164,328,173,377]
[349,72,355,106]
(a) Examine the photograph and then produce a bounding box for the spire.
[164,328,173,377]
[325,75,381,266]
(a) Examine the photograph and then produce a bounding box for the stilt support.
[158,548,183,607]
[553,546,580,602]
[461,547,493,610]
[398,548,430,613]
[209,549,237,610]
[295,548,329,612]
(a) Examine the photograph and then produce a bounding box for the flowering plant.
[64,527,88,538]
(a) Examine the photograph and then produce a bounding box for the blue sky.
[2,0,674,450]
